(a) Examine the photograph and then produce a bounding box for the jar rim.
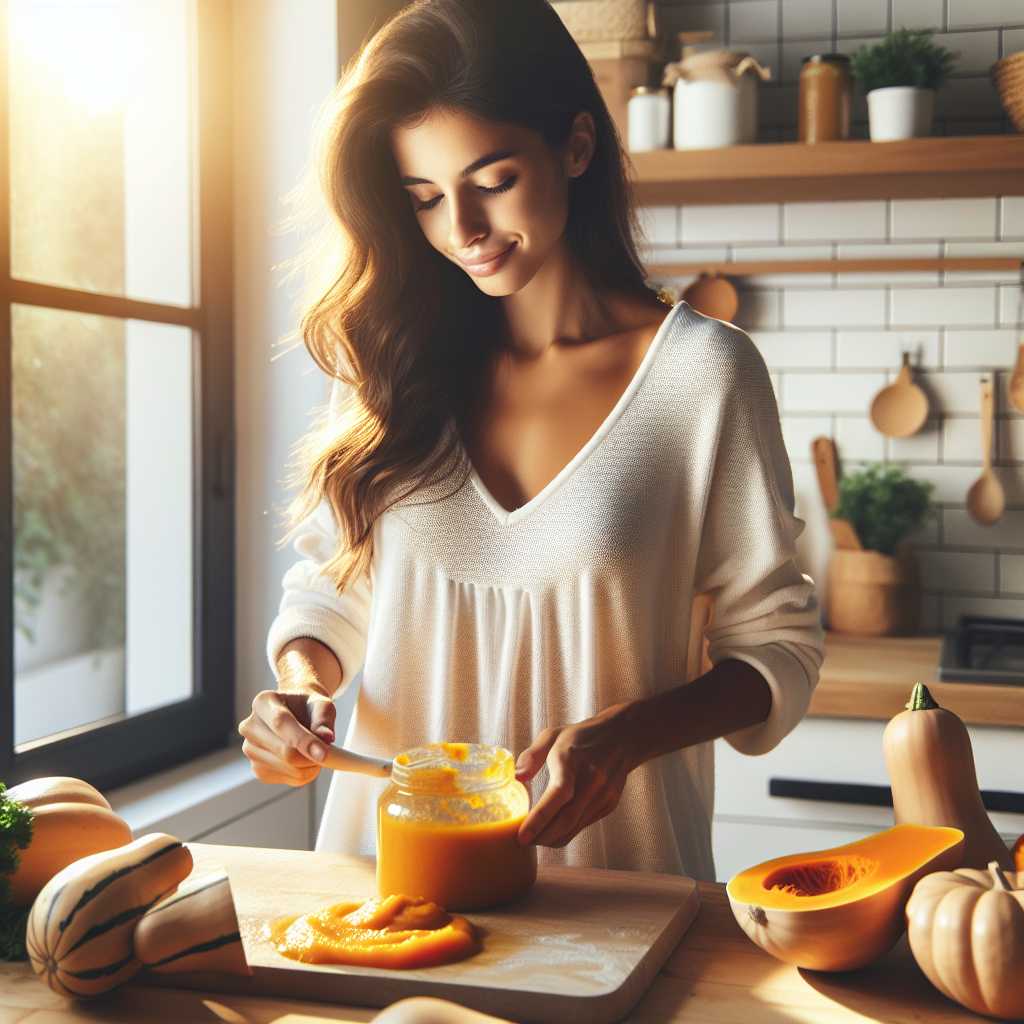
[803,53,850,64]
[390,742,515,794]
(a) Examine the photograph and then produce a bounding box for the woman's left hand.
[514,701,644,848]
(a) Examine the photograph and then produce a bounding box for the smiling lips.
[457,241,516,277]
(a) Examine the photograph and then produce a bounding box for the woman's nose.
[447,195,488,253]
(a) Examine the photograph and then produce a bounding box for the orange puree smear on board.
[266,894,479,969]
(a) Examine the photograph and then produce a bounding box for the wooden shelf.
[809,632,1024,728]
[630,135,1024,206]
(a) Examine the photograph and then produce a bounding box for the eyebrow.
[399,150,516,187]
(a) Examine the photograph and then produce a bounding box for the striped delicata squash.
[26,833,193,997]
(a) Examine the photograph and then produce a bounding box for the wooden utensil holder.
[828,546,920,636]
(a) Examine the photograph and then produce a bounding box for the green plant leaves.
[835,464,936,555]
[0,783,34,961]
[850,27,958,92]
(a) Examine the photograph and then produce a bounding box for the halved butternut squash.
[727,824,964,971]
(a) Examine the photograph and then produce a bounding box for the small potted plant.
[850,28,957,142]
[828,464,935,636]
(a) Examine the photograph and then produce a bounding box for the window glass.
[13,306,194,747]
[9,0,195,307]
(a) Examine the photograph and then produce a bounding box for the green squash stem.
[905,682,940,711]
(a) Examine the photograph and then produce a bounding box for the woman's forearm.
[277,637,344,699]
[626,659,773,766]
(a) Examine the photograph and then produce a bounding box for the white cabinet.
[712,716,1023,883]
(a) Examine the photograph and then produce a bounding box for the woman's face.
[391,108,594,298]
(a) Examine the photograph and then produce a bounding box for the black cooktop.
[937,615,1024,685]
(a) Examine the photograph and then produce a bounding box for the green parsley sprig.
[0,782,34,961]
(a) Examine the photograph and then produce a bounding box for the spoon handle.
[322,745,393,778]
[979,375,995,473]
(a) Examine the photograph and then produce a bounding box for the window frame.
[0,0,235,791]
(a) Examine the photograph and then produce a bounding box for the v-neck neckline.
[467,302,682,526]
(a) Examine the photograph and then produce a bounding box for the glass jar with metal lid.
[376,742,537,911]
[799,54,852,143]
[627,86,671,152]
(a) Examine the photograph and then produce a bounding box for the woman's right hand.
[238,638,342,786]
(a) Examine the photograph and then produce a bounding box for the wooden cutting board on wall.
[137,844,701,1024]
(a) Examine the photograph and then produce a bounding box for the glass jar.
[377,742,537,912]
[799,54,852,143]
[627,87,671,152]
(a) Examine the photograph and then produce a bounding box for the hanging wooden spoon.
[682,272,739,322]
[811,436,862,551]
[870,353,929,438]
[966,375,1005,525]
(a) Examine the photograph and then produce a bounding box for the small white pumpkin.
[26,833,193,998]
[907,862,1024,1020]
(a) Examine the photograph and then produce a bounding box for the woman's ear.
[565,111,596,179]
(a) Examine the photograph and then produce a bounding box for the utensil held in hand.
[966,375,1005,525]
[682,273,739,323]
[811,436,862,550]
[870,353,929,438]
[323,744,392,778]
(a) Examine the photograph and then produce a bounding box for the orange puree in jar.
[378,743,537,911]
[267,894,479,969]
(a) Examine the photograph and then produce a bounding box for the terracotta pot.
[828,546,920,636]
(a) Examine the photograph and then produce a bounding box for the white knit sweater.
[267,302,824,881]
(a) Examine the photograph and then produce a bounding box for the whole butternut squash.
[7,775,133,907]
[906,863,1024,1020]
[883,684,1012,871]
[6,777,110,812]
[1014,833,1022,874]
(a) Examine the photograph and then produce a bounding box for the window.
[0,0,233,790]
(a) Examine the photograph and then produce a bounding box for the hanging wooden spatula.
[811,437,862,551]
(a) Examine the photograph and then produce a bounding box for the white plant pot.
[673,75,758,149]
[866,86,934,142]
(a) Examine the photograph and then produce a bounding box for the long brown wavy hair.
[294,0,655,589]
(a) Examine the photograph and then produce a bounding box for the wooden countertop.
[0,882,989,1024]
[808,632,1024,728]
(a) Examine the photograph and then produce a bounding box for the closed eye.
[416,194,443,212]
[479,174,517,196]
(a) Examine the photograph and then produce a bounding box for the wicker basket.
[552,0,648,44]
[991,50,1024,132]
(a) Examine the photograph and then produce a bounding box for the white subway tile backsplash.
[733,245,834,262]
[996,465,1024,504]
[944,241,1024,258]
[782,0,833,39]
[1000,554,1024,595]
[735,288,782,330]
[835,416,887,461]
[947,0,1024,30]
[892,0,944,30]
[785,288,887,326]
[784,201,888,242]
[1001,418,1024,464]
[647,247,731,267]
[837,0,888,37]
[943,417,984,461]
[1002,198,1024,240]
[999,284,1021,327]
[638,206,678,247]
[781,416,833,462]
[943,595,1024,628]
[919,550,995,592]
[891,198,999,241]
[729,0,781,42]
[923,372,986,414]
[836,243,942,260]
[891,287,997,327]
[681,204,780,243]
[837,331,941,368]
[784,373,887,413]
[749,331,833,367]
[907,464,981,503]
[944,508,1024,549]
[933,30,1000,74]
[889,421,941,463]
[838,271,941,287]
[1005,28,1024,54]
[945,330,1020,367]
[780,38,832,83]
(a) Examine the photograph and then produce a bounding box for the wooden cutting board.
[138,843,700,1024]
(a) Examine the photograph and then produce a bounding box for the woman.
[239,0,823,882]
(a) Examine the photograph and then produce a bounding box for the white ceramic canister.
[627,86,671,151]
[663,50,770,150]
[866,86,935,142]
